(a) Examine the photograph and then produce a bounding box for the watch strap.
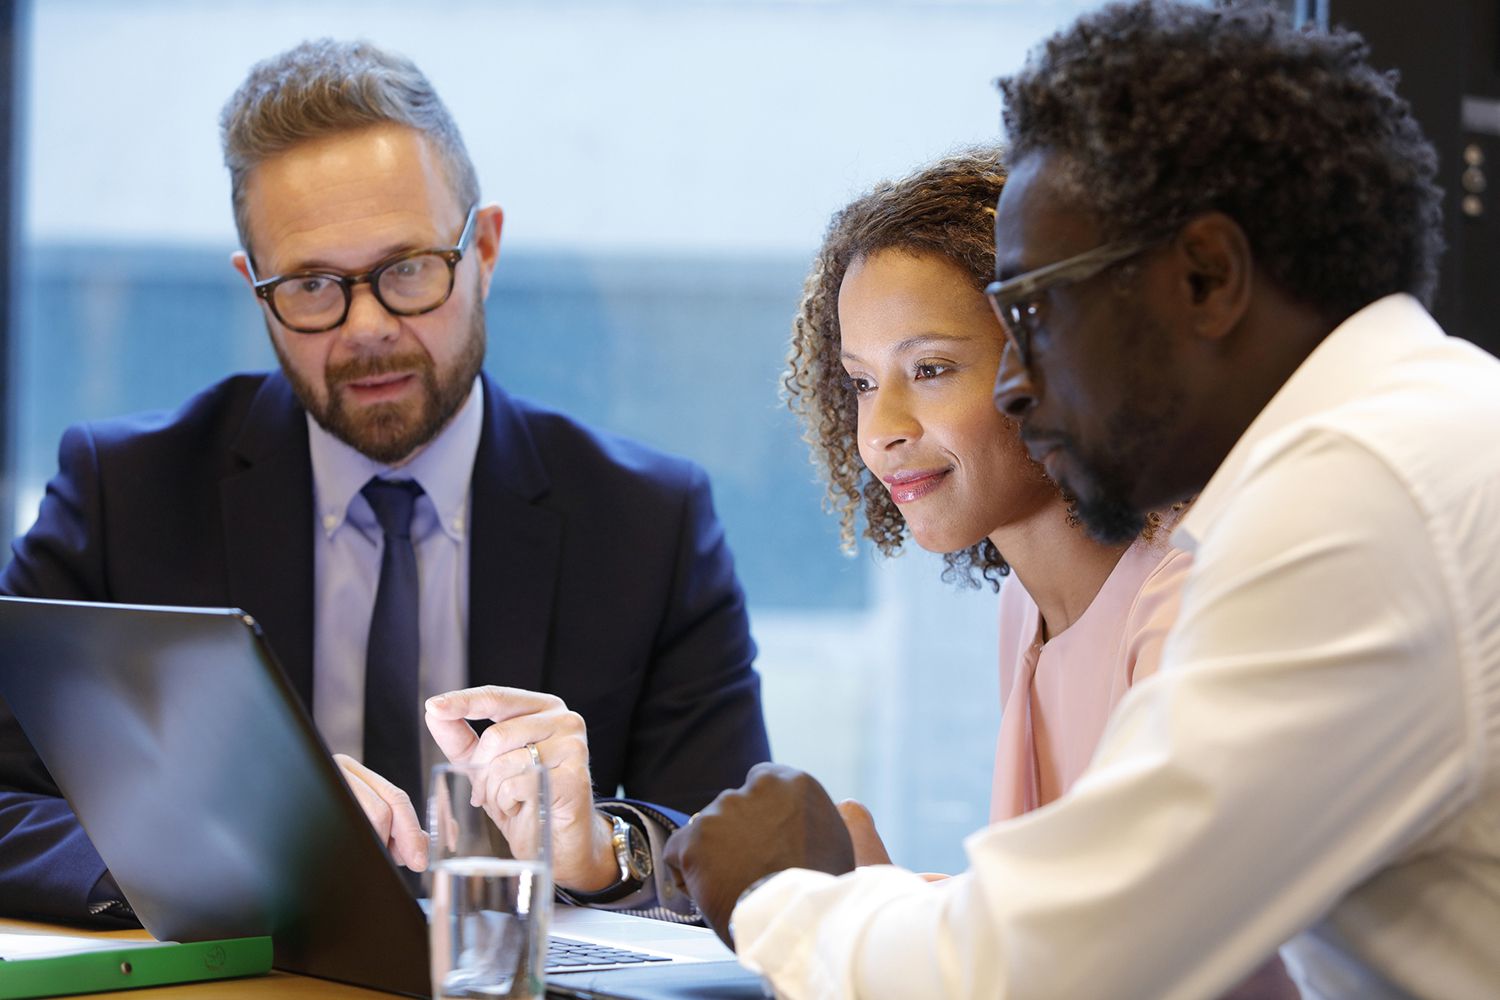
[563,811,648,904]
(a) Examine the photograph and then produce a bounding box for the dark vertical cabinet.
[1332,0,1500,355]
[1,0,18,544]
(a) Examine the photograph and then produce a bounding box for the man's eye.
[293,276,334,296]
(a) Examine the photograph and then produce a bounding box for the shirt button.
[322,514,338,531]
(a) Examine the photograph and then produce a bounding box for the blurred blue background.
[15,0,1102,873]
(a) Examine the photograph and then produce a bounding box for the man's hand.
[425,686,619,892]
[333,753,428,871]
[663,763,855,949]
[836,799,894,867]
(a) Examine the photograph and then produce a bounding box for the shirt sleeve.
[619,464,769,812]
[560,800,701,922]
[733,429,1476,999]
[0,423,123,923]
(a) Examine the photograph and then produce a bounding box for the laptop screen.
[0,597,429,996]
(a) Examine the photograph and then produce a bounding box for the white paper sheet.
[0,931,166,960]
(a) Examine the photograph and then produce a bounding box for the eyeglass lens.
[273,253,454,331]
[986,297,1032,366]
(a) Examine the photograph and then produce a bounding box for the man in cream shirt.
[665,3,1500,997]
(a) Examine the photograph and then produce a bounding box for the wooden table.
[0,919,394,998]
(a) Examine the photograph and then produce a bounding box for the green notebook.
[0,934,272,998]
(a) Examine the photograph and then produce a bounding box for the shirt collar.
[307,374,485,542]
[1173,293,1442,553]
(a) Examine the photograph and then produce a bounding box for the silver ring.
[525,742,541,766]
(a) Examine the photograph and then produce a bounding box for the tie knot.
[362,478,424,540]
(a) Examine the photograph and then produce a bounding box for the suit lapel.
[467,376,560,694]
[221,374,317,707]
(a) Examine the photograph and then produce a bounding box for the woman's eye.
[914,362,951,380]
[847,375,874,394]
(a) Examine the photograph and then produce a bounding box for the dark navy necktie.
[361,477,425,811]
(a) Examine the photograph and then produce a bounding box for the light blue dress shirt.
[304,376,682,916]
[307,376,484,777]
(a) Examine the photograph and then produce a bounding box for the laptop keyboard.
[546,935,673,972]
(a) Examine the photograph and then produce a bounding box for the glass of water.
[428,761,552,1000]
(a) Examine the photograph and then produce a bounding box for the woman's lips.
[884,468,951,504]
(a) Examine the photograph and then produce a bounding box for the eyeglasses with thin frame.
[984,233,1166,368]
[246,205,479,334]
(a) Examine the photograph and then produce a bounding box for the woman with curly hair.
[784,148,1192,827]
[785,148,1297,998]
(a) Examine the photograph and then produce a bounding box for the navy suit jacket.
[0,371,769,922]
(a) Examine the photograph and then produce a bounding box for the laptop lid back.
[0,597,429,997]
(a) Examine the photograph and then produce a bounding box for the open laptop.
[0,596,765,999]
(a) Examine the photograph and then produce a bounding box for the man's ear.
[231,250,254,286]
[1175,212,1251,342]
[473,204,504,300]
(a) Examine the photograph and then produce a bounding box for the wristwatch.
[564,811,653,904]
[608,812,653,886]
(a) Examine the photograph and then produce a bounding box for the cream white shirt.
[308,376,482,770]
[733,295,1500,1000]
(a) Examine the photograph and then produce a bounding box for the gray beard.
[271,302,486,464]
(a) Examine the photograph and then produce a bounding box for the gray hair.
[220,39,480,254]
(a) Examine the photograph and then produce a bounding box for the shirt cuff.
[731,865,938,997]
[556,800,700,923]
[86,870,138,925]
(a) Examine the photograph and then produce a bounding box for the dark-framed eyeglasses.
[247,205,479,334]
[984,233,1167,368]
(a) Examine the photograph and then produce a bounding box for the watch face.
[626,824,653,879]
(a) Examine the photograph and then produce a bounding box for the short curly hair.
[784,149,1019,591]
[998,0,1444,323]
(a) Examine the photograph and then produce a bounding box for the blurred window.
[17,0,1099,872]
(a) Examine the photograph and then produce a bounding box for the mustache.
[326,351,429,385]
[1019,426,1071,452]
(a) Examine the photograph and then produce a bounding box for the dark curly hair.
[783,149,1021,591]
[998,0,1444,323]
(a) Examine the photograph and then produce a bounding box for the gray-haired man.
[0,39,769,924]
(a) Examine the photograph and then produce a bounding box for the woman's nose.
[862,387,920,451]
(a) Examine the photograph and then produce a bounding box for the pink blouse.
[987,536,1299,999]
[991,536,1192,821]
